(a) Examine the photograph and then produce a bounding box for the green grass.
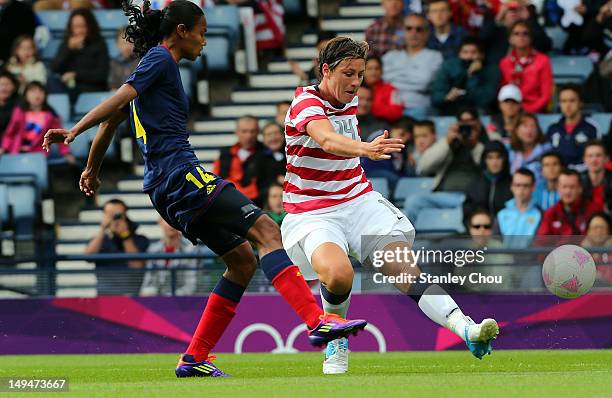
[1,350,611,398]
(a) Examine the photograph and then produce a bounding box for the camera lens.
[112,213,123,221]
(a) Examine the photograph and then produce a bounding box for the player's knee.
[248,215,282,251]
[322,262,354,294]
[223,242,258,279]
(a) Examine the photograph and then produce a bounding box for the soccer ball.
[542,245,596,299]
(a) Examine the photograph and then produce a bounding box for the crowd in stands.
[1,0,612,292]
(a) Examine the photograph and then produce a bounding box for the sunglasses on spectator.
[405,25,425,32]
[471,224,492,229]
[512,31,530,37]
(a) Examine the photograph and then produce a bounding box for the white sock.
[320,287,352,318]
[416,284,469,341]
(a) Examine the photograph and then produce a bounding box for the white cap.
[497,84,523,102]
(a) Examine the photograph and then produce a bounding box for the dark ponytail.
[122,0,204,58]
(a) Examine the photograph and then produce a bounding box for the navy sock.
[320,284,351,305]
[260,249,293,281]
[407,278,433,303]
[212,276,246,303]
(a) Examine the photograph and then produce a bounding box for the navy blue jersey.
[125,45,199,191]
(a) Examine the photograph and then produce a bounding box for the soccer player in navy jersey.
[43,0,367,377]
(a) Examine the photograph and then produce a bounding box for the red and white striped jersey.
[283,85,372,214]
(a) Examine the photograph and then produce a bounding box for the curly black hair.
[121,0,204,58]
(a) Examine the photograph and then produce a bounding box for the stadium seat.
[415,207,465,234]
[105,37,120,59]
[284,0,302,15]
[205,6,240,48]
[433,116,455,137]
[551,56,593,83]
[48,93,71,125]
[587,113,612,136]
[93,10,128,37]
[370,177,390,199]
[70,126,117,160]
[0,153,49,193]
[40,38,62,61]
[202,35,231,71]
[0,184,8,228]
[6,185,37,237]
[394,177,434,203]
[74,92,113,119]
[545,27,568,52]
[537,113,561,133]
[179,66,192,98]
[36,11,70,37]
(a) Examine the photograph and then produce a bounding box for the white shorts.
[281,191,415,280]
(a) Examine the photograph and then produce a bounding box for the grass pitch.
[0,350,611,398]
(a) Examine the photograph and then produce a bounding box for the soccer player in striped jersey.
[281,37,499,374]
[43,0,367,377]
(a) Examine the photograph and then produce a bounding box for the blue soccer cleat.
[175,354,229,377]
[308,313,367,347]
[463,318,499,359]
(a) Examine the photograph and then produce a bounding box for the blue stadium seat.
[394,177,434,203]
[40,38,62,61]
[205,6,240,47]
[587,113,611,136]
[48,93,71,125]
[74,92,113,118]
[0,184,8,227]
[179,66,192,98]
[551,56,594,83]
[36,11,70,37]
[202,35,231,71]
[433,116,455,137]
[545,27,568,52]
[93,9,127,37]
[370,177,390,199]
[415,207,465,234]
[6,185,37,237]
[537,113,561,133]
[105,37,120,59]
[284,0,302,15]
[70,126,117,160]
[0,153,49,193]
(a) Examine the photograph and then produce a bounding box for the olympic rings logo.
[234,323,387,353]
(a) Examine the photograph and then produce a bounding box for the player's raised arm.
[306,120,404,160]
[42,83,137,150]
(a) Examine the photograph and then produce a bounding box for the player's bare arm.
[306,119,404,160]
[42,84,137,150]
[80,109,128,197]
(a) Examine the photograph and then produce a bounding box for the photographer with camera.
[405,108,485,221]
[85,198,150,295]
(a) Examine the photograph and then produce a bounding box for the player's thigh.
[348,191,416,265]
[281,213,350,281]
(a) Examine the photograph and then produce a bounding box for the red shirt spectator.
[537,170,603,236]
[364,56,403,123]
[499,21,552,113]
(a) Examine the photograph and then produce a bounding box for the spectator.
[485,84,523,141]
[533,151,562,210]
[0,70,19,153]
[263,183,286,226]
[357,85,388,138]
[499,20,553,114]
[140,218,198,296]
[1,81,75,163]
[426,0,466,57]
[408,119,436,169]
[463,140,513,223]
[408,110,485,221]
[562,0,605,54]
[581,212,612,284]
[5,36,46,92]
[362,117,413,190]
[109,27,139,90]
[85,199,150,295]
[581,0,612,60]
[480,0,552,66]
[383,14,443,119]
[581,140,612,211]
[34,0,93,10]
[497,168,542,239]
[507,113,551,184]
[365,0,405,57]
[275,100,291,126]
[546,84,598,170]
[449,0,500,36]
[431,37,499,116]
[536,169,602,236]
[0,0,36,65]
[51,9,109,97]
[256,121,286,193]
[213,115,264,202]
[364,56,403,123]
[288,31,335,86]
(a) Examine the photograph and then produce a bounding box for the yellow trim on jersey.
[132,100,147,145]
